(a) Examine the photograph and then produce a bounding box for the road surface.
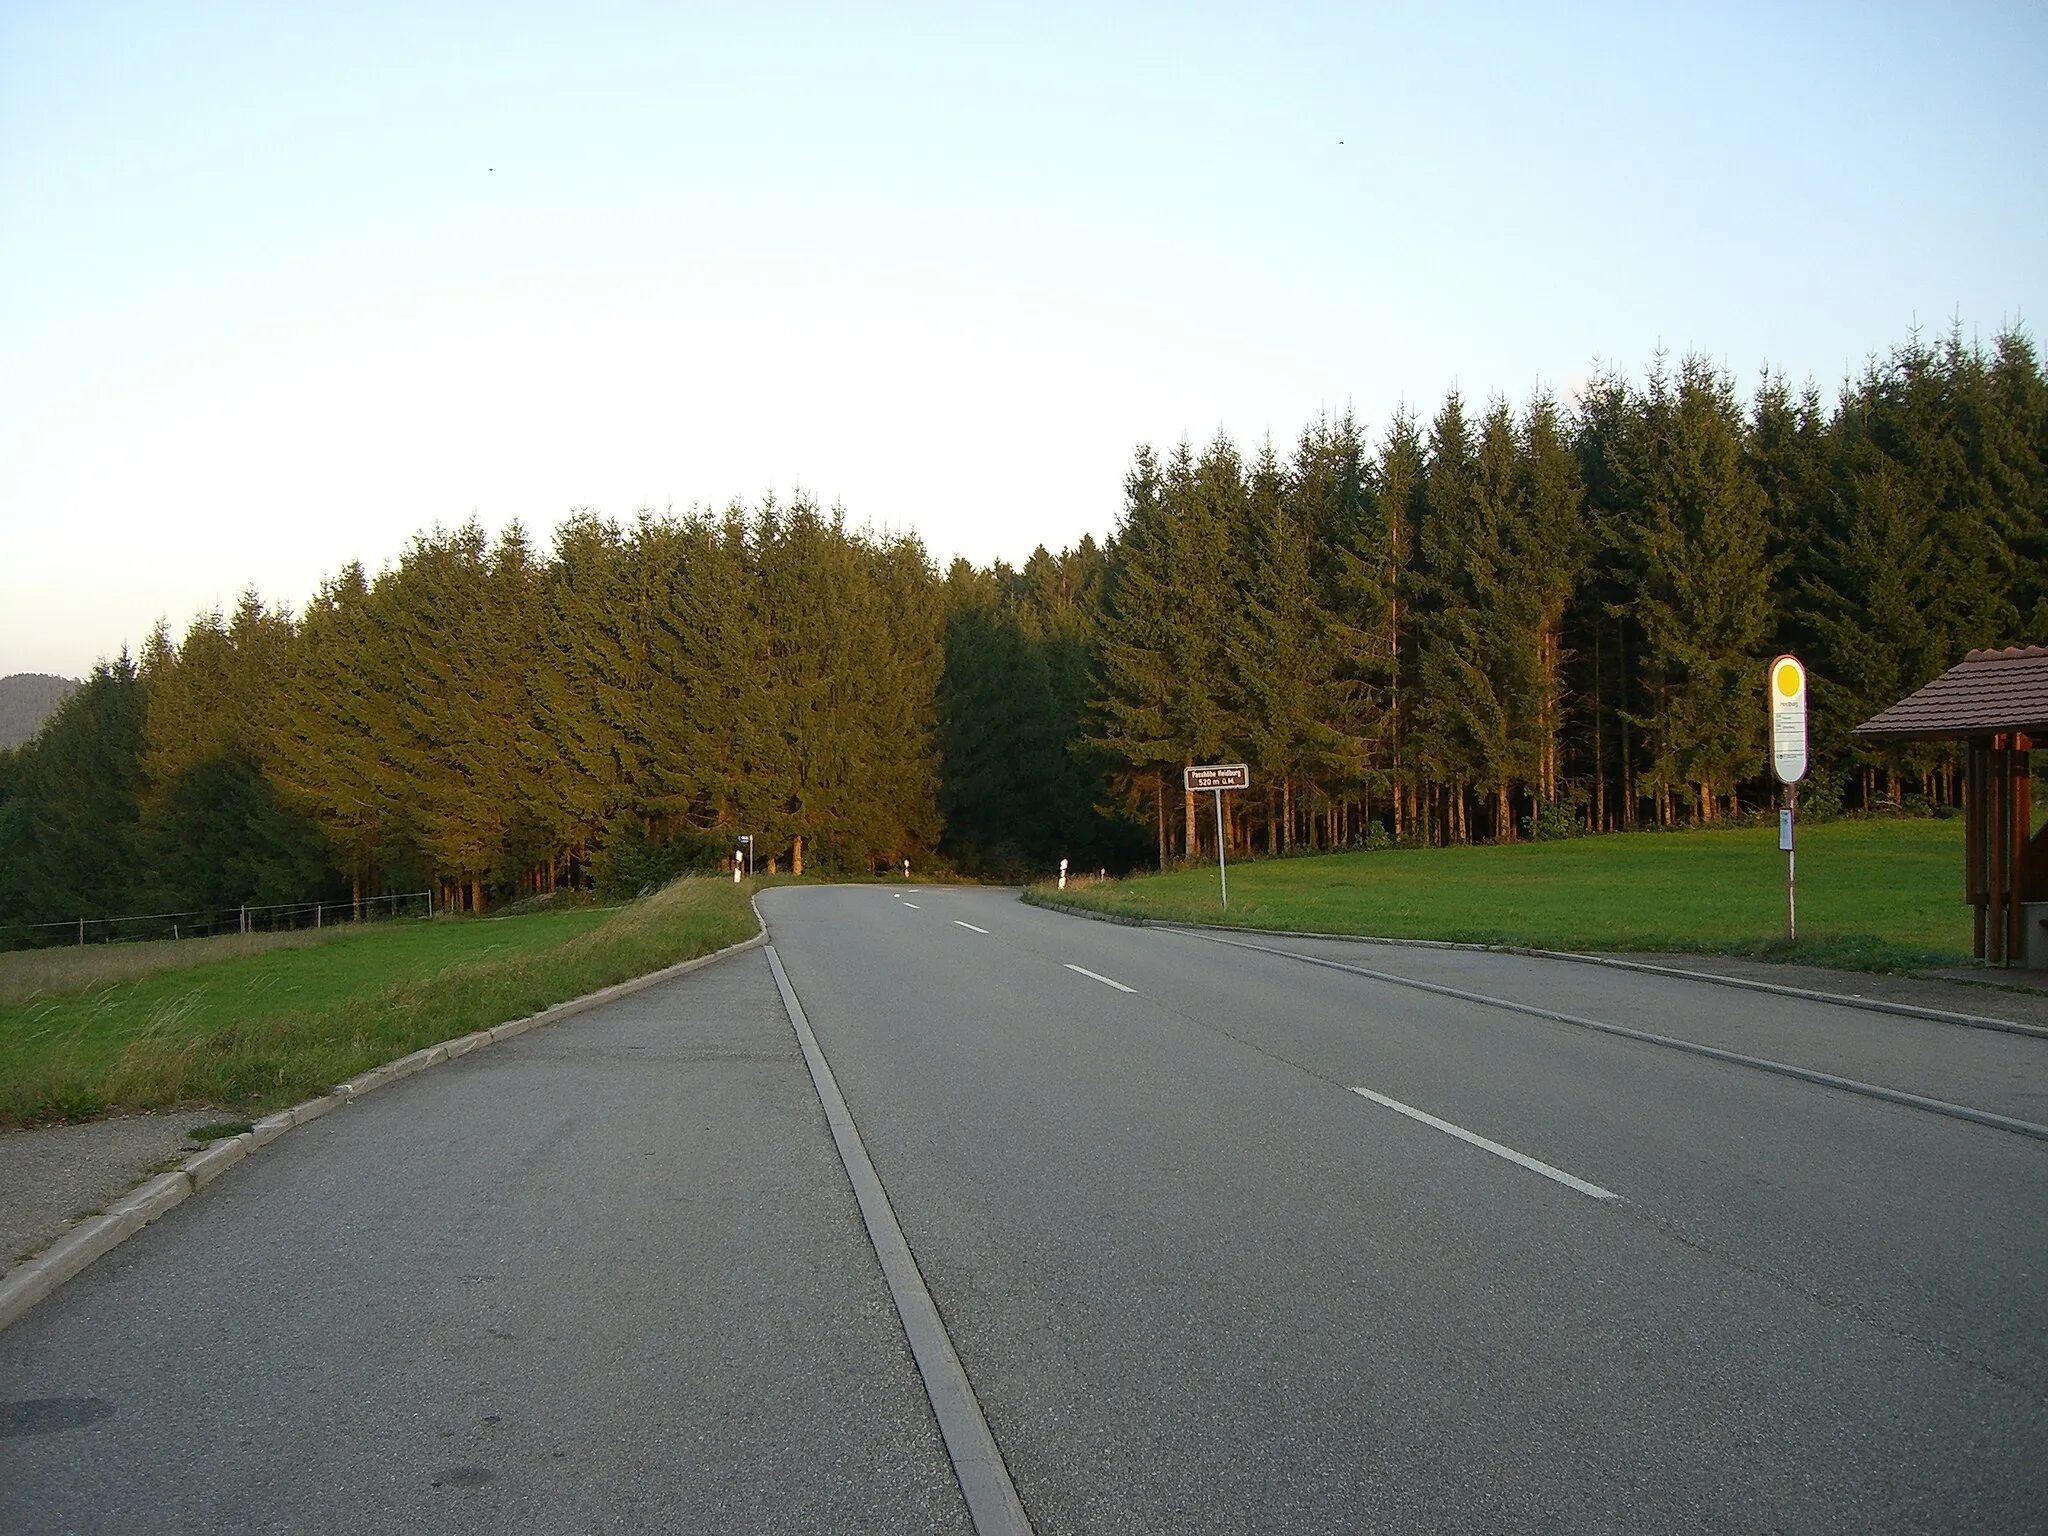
[5,885,2046,1532]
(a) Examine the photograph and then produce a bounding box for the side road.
[0,938,970,1532]
[0,927,770,1335]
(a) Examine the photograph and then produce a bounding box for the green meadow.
[1033,818,1973,970]
[0,876,759,1128]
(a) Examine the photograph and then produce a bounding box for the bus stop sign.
[1770,655,1808,784]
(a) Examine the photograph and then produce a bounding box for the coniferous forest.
[2,325,2043,935]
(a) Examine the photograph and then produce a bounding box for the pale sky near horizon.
[3,2,2042,680]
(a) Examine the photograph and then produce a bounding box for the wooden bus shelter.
[1856,645,2048,967]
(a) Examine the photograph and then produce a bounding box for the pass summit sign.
[1184,763,1250,792]
[1183,764,1250,909]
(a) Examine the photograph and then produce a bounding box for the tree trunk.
[1592,621,1605,830]
[1155,771,1168,870]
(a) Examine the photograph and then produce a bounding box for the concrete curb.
[0,920,768,1337]
[1020,893,2046,1039]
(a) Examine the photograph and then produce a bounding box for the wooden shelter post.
[2006,734,2033,964]
[1967,732,2036,965]
[1989,737,2009,965]
[1965,738,1987,959]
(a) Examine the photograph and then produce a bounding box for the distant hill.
[0,673,79,750]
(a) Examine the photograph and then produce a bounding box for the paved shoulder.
[0,948,969,1534]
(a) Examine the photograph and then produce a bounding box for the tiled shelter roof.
[1855,646,2048,740]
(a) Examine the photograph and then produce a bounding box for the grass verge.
[0,928,345,1011]
[1029,818,1975,972]
[0,875,761,1128]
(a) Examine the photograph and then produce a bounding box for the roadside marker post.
[1184,763,1251,910]
[1769,655,1808,941]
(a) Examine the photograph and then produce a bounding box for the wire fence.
[0,891,434,951]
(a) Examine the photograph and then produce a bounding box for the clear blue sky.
[3,2,2042,678]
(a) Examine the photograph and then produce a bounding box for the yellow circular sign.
[1774,659,1802,699]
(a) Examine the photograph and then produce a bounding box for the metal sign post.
[1769,656,1808,941]
[1184,763,1251,910]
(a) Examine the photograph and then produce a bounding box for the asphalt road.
[763,885,2048,1533]
[5,886,2046,1532]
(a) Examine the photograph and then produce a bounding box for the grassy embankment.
[1031,818,1974,971]
[0,875,760,1128]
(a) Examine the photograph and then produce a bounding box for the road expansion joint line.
[1629,1207,2048,1401]
[1185,931,2048,1146]
[762,944,1034,1536]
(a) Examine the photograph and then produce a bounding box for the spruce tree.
[1094,447,1184,867]
[0,659,150,928]
[1604,357,1776,821]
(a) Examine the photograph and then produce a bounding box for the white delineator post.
[1770,655,1809,942]
[1058,857,1068,890]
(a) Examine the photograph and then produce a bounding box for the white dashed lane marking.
[1065,964,1136,994]
[1350,1086,1618,1201]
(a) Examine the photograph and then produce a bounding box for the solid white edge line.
[1194,931,2048,1145]
[1350,1086,1618,1201]
[1064,963,1136,994]
[954,921,990,934]
[764,945,1034,1536]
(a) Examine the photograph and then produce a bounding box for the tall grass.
[0,876,760,1127]
[0,928,344,1010]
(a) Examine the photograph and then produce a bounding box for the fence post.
[78,916,85,946]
